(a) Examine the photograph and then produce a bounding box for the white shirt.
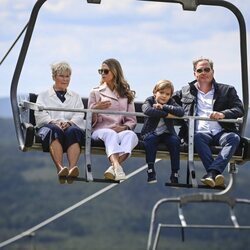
[35,87,85,130]
[195,87,222,135]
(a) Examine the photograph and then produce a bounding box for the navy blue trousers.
[143,133,180,172]
[38,124,85,152]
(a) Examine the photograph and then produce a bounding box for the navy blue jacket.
[172,79,245,141]
[140,96,185,140]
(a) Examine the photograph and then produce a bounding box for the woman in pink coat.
[88,58,138,181]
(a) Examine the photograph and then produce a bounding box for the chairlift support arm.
[139,0,248,134]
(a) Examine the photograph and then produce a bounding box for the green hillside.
[0,118,250,250]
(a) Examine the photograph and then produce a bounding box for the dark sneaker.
[170,172,179,184]
[215,174,225,187]
[201,172,215,187]
[147,169,157,184]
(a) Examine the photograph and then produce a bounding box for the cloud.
[0,0,249,101]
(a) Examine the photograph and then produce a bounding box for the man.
[173,58,244,187]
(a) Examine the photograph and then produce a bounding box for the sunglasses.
[98,69,110,75]
[195,67,211,74]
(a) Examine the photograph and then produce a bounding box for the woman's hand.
[111,125,128,133]
[93,101,111,110]
[50,121,71,131]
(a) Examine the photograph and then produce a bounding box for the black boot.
[147,164,157,184]
[170,172,179,184]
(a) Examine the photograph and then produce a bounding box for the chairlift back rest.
[22,93,250,164]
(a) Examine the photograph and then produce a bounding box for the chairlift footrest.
[60,176,120,183]
[165,182,225,190]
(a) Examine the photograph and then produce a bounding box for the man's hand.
[210,111,225,120]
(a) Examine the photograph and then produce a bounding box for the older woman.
[88,58,138,181]
[35,62,85,183]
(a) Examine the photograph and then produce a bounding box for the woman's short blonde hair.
[51,61,72,80]
[153,80,174,95]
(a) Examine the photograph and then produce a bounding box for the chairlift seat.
[24,93,250,164]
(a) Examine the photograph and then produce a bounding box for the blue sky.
[0,0,249,102]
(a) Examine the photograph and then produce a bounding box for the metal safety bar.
[147,195,250,250]
[21,101,243,186]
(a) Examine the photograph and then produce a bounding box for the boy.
[141,80,184,183]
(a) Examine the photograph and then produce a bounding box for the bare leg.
[109,153,121,168]
[118,153,129,164]
[49,139,64,173]
[67,143,81,170]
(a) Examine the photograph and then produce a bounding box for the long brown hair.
[102,58,136,103]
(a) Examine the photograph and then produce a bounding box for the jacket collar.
[48,87,73,97]
[98,83,119,100]
[189,78,217,92]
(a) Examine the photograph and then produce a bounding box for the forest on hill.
[0,118,250,250]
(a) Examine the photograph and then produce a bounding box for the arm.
[69,94,85,130]
[220,87,245,119]
[162,98,185,117]
[87,90,100,126]
[142,98,169,118]
[35,92,54,127]
[123,101,137,130]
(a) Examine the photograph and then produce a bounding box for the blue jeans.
[194,131,240,174]
[143,133,180,172]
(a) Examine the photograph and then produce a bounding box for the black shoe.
[147,169,157,184]
[170,172,179,184]
[201,172,215,187]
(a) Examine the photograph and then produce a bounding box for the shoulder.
[214,82,236,92]
[144,96,155,102]
[38,88,53,97]
[67,89,80,97]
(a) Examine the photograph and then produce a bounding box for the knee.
[172,136,181,145]
[194,133,206,144]
[228,133,240,146]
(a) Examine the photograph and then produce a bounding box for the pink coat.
[88,83,137,132]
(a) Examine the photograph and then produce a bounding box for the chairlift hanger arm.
[139,0,248,134]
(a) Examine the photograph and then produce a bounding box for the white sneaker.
[104,166,115,180]
[114,165,126,181]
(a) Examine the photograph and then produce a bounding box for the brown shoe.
[215,174,225,187]
[67,166,79,184]
[68,166,80,177]
[58,167,69,184]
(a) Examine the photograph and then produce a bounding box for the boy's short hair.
[153,80,174,95]
[51,61,72,80]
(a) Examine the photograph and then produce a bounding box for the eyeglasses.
[195,67,211,74]
[98,69,110,75]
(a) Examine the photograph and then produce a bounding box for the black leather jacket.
[172,79,245,141]
[141,96,184,140]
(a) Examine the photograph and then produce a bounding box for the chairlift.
[147,192,250,250]
[10,0,250,187]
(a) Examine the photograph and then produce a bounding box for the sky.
[0,0,249,103]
